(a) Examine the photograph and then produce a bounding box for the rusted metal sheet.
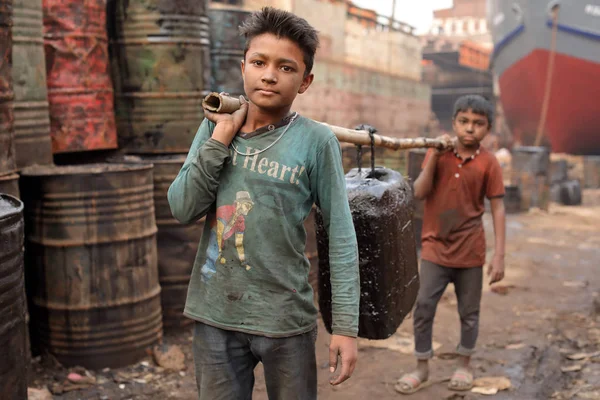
[110,155,204,329]
[583,156,600,189]
[12,0,52,168]
[43,0,117,153]
[109,0,211,153]
[208,8,250,97]
[20,163,162,369]
[0,0,16,176]
[511,146,551,211]
[0,172,19,198]
[0,194,28,399]
[317,167,419,340]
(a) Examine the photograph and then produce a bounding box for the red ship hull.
[499,49,600,155]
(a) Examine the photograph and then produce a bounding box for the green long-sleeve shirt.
[167,115,359,337]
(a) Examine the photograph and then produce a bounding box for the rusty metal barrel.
[20,164,162,369]
[109,155,204,328]
[109,0,211,153]
[0,0,16,177]
[12,0,52,168]
[511,146,551,211]
[208,8,250,97]
[316,167,419,340]
[43,0,117,153]
[0,194,28,399]
[0,172,19,198]
[583,156,600,189]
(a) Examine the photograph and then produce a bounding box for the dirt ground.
[28,190,600,400]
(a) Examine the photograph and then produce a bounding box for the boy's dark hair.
[453,95,494,127]
[239,7,319,76]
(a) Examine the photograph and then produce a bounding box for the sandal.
[448,368,474,391]
[395,373,432,395]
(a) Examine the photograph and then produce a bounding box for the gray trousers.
[193,322,318,400]
[413,260,483,359]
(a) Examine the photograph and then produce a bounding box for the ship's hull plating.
[489,0,600,154]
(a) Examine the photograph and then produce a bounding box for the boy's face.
[452,109,490,148]
[241,33,314,112]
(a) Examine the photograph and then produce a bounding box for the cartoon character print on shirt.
[200,191,255,282]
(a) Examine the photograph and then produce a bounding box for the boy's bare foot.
[395,360,429,395]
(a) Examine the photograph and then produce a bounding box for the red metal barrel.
[21,163,162,369]
[109,0,211,153]
[43,0,117,153]
[0,0,16,176]
[0,194,28,399]
[12,0,53,168]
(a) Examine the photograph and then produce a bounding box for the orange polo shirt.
[420,147,504,268]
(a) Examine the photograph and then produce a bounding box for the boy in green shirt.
[168,7,360,400]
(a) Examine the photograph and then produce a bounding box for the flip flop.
[448,368,474,391]
[395,373,432,395]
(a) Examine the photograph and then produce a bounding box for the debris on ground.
[358,331,442,355]
[560,364,583,373]
[27,387,53,400]
[491,284,517,295]
[471,376,512,395]
[563,280,589,289]
[153,344,186,371]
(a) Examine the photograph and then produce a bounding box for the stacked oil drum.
[0,2,423,391]
[106,0,214,330]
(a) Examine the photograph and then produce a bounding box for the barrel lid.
[208,7,253,14]
[107,154,187,165]
[20,163,152,177]
[512,146,550,154]
[0,194,24,220]
[0,172,19,181]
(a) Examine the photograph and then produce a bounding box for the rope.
[356,145,363,173]
[355,124,378,173]
[534,6,559,147]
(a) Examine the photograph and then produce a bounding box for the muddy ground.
[29,190,600,400]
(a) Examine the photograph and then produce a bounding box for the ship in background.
[489,0,600,155]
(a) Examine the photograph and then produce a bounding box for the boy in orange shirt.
[397,95,506,394]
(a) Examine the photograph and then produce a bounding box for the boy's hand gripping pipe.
[203,92,453,152]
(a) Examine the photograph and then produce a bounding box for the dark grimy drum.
[12,0,52,168]
[583,156,600,189]
[511,146,551,211]
[109,0,211,153]
[0,194,28,399]
[316,167,419,340]
[0,172,19,198]
[110,155,204,328]
[21,164,162,369]
[208,8,250,97]
[0,0,16,176]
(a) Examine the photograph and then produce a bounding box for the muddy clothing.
[168,115,359,338]
[193,322,317,400]
[413,260,483,359]
[420,147,505,268]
